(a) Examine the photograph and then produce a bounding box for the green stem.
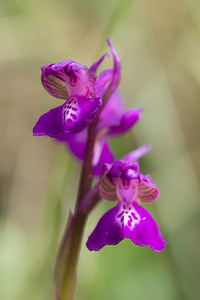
[56,212,87,300]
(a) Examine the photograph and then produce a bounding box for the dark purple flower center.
[108,161,139,181]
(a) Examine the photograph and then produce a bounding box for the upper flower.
[86,146,167,253]
[33,40,120,136]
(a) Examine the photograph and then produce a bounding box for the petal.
[33,105,64,137]
[122,203,166,252]
[98,92,141,136]
[63,96,102,133]
[121,144,151,163]
[138,174,159,203]
[99,90,124,121]
[93,141,114,176]
[33,95,102,136]
[86,205,123,251]
[89,53,110,73]
[99,171,118,202]
[86,203,166,252]
[41,61,96,99]
[107,39,121,92]
[95,70,113,95]
[108,108,141,136]
[41,63,70,100]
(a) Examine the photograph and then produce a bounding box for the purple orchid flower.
[33,40,119,136]
[86,145,167,253]
[57,90,142,175]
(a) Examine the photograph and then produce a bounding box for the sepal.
[41,61,96,99]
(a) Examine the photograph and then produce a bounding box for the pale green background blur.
[0,0,200,300]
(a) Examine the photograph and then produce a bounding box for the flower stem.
[55,211,87,300]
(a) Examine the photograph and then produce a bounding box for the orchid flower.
[86,145,167,253]
[33,40,118,136]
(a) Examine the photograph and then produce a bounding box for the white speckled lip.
[63,97,79,125]
[116,203,140,230]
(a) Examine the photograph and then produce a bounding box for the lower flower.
[86,147,167,253]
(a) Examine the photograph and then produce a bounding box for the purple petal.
[108,162,123,177]
[107,39,121,92]
[99,170,118,202]
[63,96,102,133]
[122,203,166,252]
[41,61,96,99]
[33,95,102,136]
[95,70,113,95]
[99,90,124,121]
[86,205,123,251]
[86,203,166,252]
[33,105,64,137]
[90,53,110,73]
[124,203,166,252]
[108,108,141,136]
[138,174,159,203]
[121,144,151,163]
[99,163,113,180]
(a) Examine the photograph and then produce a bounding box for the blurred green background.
[0,0,200,299]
